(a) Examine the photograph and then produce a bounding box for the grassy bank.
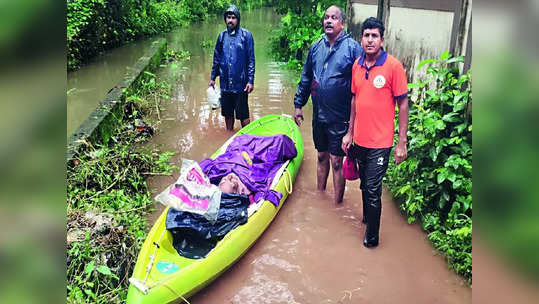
[66,51,187,303]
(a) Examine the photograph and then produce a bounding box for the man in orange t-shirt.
[342,17,409,248]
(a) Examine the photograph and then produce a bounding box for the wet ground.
[69,7,472,303]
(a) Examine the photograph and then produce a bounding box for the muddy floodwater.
[146,8,471,304]
[67,39,156,136]
[70,7,471,304]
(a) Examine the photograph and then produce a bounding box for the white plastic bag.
[206,86,221,110]
[155,159,221,222]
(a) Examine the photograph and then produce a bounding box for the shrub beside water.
[385,52,472,283]
[269,0,347,71]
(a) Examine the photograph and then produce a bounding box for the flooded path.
[73,7,471,303]
[145,8,471,303]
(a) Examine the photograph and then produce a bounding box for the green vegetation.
[66,55,184,303]
[238,0,268,10]
[202,39,214,49]
[385,52,472,283]
[67,0,229,70]
[269,0,346,70]
[67,0,270,71]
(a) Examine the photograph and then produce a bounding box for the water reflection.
[267,62,285,100]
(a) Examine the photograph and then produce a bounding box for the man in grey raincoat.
[209,4,255,131]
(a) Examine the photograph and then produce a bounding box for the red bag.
[343,155,360,180]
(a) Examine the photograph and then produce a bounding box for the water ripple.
[252,253,301,272]
[230,272,300,304]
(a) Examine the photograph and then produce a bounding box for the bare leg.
[330,154,345,204]
[240,118,250,127]
[317,151,330,191]
[225,116,234,131]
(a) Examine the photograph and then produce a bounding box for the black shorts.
[221,92,249,120]
[312,121,349,156]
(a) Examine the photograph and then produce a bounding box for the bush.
[385,51,472,283]
[269,0,346,70]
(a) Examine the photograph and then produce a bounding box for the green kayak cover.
[127,114,303,303]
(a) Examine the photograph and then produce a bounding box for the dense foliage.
[385,52,472,283]
[67,0,229,70]
[269,0,346,70]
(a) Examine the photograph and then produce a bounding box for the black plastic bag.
[166,192,250,259]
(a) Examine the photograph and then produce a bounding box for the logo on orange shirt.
[373,75,386,89]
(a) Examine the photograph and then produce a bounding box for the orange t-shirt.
[351,51,408,148]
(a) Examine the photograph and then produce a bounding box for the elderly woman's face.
[218,173,249,195]
[219,179,236,193]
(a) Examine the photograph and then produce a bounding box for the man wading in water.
[293,5,362,204]
[342,17,409,248]
[209,4,255,131]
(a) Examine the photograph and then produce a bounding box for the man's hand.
[244,83,253,93]
[294,108,304,126]
[394,141,407,165]
[208,80,215,87]
[341,132,353,154]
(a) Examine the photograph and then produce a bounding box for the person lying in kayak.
[200,133,297,206]
[165,134,297,258]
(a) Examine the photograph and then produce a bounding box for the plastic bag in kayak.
[155,159,220,223]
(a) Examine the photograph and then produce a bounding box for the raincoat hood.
[224,4,241,28]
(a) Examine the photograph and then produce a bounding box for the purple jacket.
[200,134,297,206]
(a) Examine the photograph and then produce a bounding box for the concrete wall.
[348,3,456,83]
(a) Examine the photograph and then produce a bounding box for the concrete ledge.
[67,38,167,161]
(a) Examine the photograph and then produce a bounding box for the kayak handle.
[283,169,293,194]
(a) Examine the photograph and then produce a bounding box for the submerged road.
[68,7,471,303]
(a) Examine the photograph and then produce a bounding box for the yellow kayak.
[127,114,304,303]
